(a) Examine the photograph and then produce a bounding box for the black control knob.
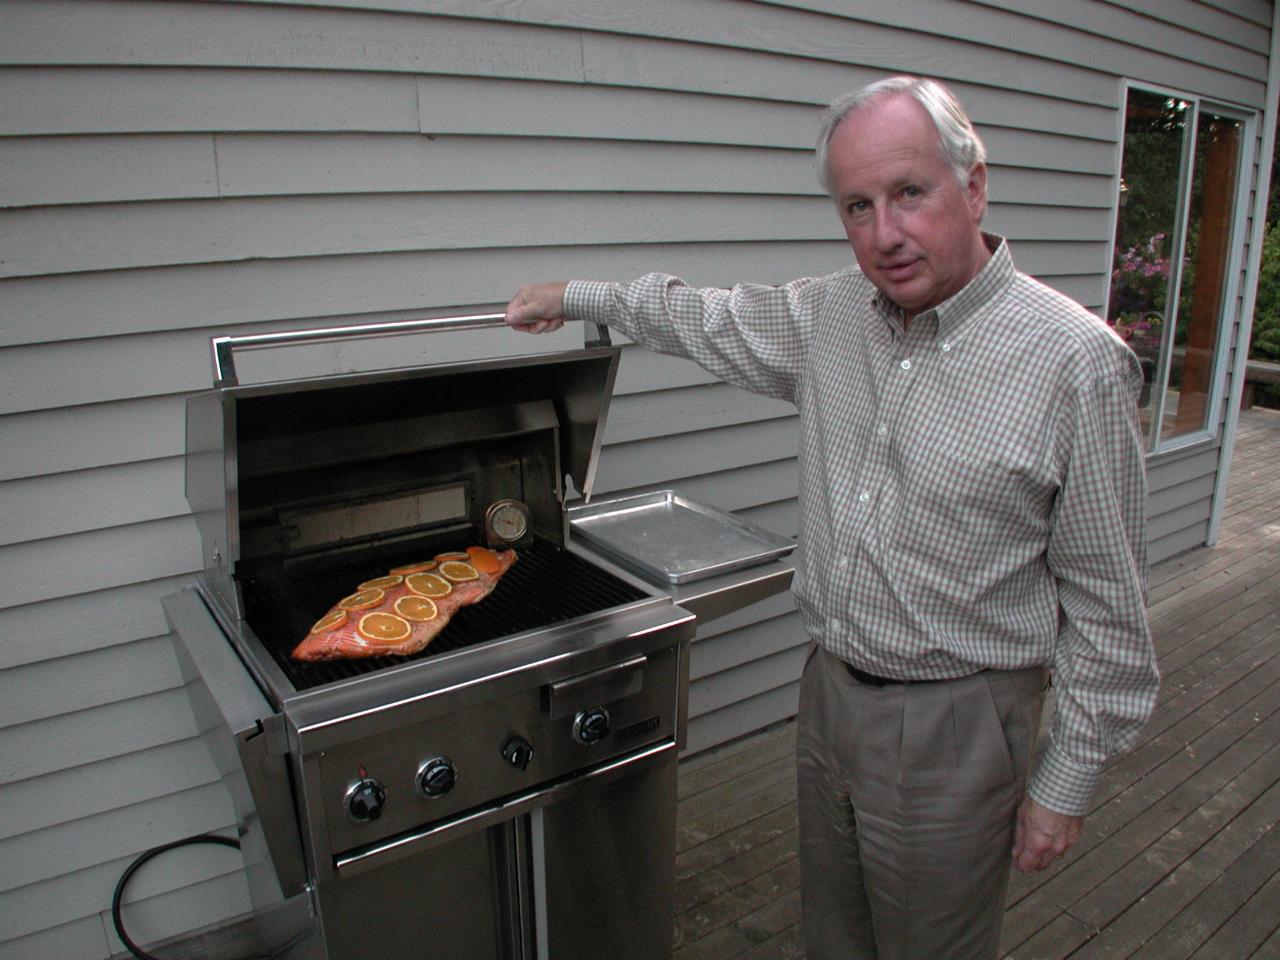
[573,707,611,745]
[345,778,387,822]
[501,736,535,771]
[417,757,457,798]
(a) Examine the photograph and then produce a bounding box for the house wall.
[0,1,1273,956]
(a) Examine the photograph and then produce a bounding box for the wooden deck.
[674,405,1280,960]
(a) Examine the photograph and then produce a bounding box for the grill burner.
[241,542,648,691]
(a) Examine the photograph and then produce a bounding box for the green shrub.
[1252,221,1280,362]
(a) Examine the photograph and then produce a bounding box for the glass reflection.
[1164,112,1242,439]
[1108,90,1189,446]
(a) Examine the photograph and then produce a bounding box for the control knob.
[345,778,387,822]
[501,736,535,771]
[573,707,611,745]
[417,757,457,798]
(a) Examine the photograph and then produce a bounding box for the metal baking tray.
[568,490,795,584]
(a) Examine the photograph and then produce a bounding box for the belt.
[843,661,970,687]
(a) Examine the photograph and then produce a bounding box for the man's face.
[826,95,988,320]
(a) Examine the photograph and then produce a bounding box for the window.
[1107,84,1252,452]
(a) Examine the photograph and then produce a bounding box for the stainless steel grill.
[165,316,791,960]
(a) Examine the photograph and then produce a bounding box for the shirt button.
[877,424,888,437]
[829,618,842,632]
[858,491,870,503]
[837,555,850,569]
[900,359,912,371]
[941,342,952,353]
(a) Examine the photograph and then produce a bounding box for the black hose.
[111,833,275,960]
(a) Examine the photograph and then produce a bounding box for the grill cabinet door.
[318,826,517,959]
[537,745,678,960]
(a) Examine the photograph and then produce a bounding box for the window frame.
[1106,79,1257,457]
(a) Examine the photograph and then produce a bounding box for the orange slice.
[394,595,438,621]
[338,587,385,611]
[357,612,411,642]
[404,572,452,598]
[309,609,347,634]
[435,551,470,562]
[358,574,404,591]
[389,560,437,576]
[439,560,479,582]
[466,546,505,575]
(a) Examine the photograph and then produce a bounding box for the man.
[506,76,1158,959]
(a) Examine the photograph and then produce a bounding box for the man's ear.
[967,162,988,222]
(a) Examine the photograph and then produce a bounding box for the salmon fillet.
[291,546,518,661]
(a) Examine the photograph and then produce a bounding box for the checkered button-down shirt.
[565,235,1159,817]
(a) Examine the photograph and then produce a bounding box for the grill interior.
[240,541,649,691]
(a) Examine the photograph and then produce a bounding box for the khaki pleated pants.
[796,642,1047,960]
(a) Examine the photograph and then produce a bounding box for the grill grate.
[240,543,649,692]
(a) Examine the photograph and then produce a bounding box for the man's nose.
[873,206,905,250]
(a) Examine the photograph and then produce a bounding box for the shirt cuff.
[564,280,615,325]
[1026,740,1102,817]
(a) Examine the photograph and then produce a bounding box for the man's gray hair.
[815,76,987,193]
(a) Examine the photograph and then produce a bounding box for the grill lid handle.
[210,314,612,387]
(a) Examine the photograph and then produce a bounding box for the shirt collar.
[872,233,1015,340]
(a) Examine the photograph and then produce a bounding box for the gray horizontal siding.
[0,2,1127,105]
[0,461,187,548]
[0,396,186,482]
[0,127,1118,209]
[0,738,219,842]
[0,848,247,955]
[594,419,800,493]
[3,516,200,608]
[0,194,864,278]
[1,190,1119,280]
[0,0,1272,956]
[0,635,182,728]
[736,498,800,536]
[0,688,198,785]
[1,0,1264,110]
[1201,0,1273,28]
[0,917,106,960]
[0,576,192,671]
[1114,0,1272,49]
[0,239,1103,353]
[0,66,1125,146]
[0,782,231,897]
[692,607,804,682]
[777,0,1266,96]
[0,242,850,348]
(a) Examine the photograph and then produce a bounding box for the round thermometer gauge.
[484,499,531,546]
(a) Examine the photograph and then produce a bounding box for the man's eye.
[847,201,869,216]
[902,186,922,199]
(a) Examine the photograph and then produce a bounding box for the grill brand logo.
[615,715,661,744]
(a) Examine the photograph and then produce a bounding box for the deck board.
[675,406,1280,959]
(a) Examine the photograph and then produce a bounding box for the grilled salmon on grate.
[292,546,518,660]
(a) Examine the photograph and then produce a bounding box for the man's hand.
[1012,796,1083,873]
[505,282,569,334]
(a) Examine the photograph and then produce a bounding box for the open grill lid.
[184,316,621,623]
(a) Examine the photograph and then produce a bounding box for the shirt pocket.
[907,439,1047,525]
[887,439,1056,589]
